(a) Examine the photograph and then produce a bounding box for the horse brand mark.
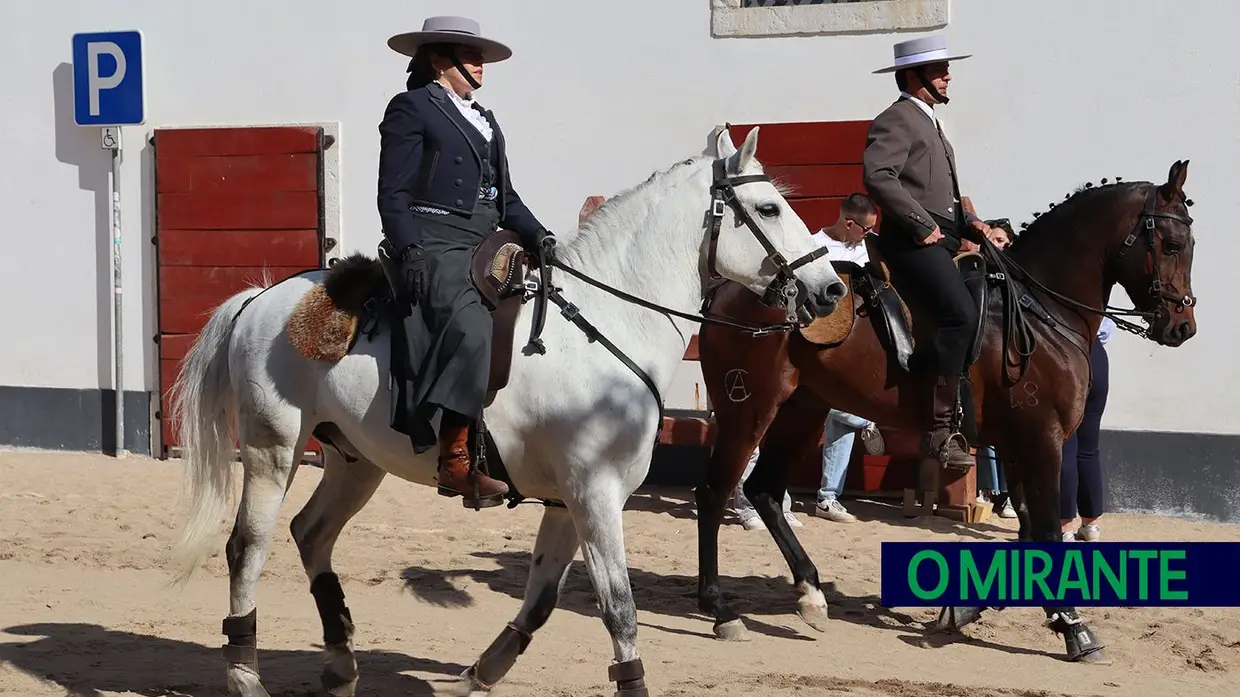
[1009,380,1040,409]
[724,369,751,402]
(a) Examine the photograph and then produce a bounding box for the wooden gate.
[152,125,332,458]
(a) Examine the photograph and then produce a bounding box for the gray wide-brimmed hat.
[873,34,971,74]
[387,16,512,63]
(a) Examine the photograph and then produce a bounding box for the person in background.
[976,446,1017,518]
[731,448,800,531]
[1061,315,1115,541]
[814,410,885,523]
[730,194,885,528]
[974,218,1017,517]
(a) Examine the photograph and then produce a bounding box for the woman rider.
[378,16,555,508]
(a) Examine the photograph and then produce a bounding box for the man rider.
[863,34,991,472]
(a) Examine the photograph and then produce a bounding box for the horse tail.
[167,285,266,587]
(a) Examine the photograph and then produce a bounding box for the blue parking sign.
[72,30,146,126]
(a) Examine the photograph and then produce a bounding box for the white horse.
[167,126,847,697]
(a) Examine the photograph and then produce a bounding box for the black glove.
[531,229,556,264]
[399,244,428,307]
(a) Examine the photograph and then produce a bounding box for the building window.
[712,0,950,38]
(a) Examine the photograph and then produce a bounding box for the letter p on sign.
[72,30,146,126]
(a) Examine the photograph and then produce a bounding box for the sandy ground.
[2,451,1239,697]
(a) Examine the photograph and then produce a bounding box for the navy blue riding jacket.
[376,80,548,250]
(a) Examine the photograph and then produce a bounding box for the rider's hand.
[920,226,945,246]
[531,229,556,263]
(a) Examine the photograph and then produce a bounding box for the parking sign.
[72,30,145,126]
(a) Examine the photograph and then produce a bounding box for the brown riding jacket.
[862,96,979,242]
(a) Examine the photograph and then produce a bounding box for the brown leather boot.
[437,423,509,508]
[922,374,975,473]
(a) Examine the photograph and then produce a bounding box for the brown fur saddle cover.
[284,229,533,398]
[285,255,390,362]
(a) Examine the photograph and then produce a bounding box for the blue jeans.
[817,410,872,504]
[976,446,1007,494]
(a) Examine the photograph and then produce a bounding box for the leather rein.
[520,156,827,438]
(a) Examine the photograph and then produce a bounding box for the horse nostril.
[826,282,847,299]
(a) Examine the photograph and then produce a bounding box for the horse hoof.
[929,606,982,633]
[1074,647,1112,665]
[322,674,358,697]
[226,666,272,697]
[796,601,830,632]
[714,619,751,641]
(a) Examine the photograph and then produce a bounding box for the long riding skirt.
[391,200,501,453]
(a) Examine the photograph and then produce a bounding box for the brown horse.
[692,160,1198,664]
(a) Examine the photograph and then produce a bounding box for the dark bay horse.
[692,160,1198,663]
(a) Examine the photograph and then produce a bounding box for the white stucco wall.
[1,0,1233,435]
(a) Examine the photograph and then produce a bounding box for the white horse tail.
[167,286,266,587]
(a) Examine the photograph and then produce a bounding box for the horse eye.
[756,203,780,218]
[1164,241,1183,254]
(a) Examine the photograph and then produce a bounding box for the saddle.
[283,229,534,404]
[799,235,990,375]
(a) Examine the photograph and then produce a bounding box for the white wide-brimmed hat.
[873,34,971,74]
[387,16,512,63]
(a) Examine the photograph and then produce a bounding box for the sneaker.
[738,510,766,531]
[1061,531,1077,542]
[814,498,857,523]
[1075,523,1101,541]
[860,424,886,456]
[784,510,804,528]
[997,499,1017,519]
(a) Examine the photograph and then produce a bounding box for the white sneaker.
[784,510,804,528]
[998,499,1017,519]
[860,424,886,456]
[814,499,857,523]
[738,510,766,531]
[1061,531,1077,542]
[1075,523,1101,541]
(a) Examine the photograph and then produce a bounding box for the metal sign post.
[73,30,146,457]
[103,126,124,457]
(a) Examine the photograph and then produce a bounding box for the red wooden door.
[153,126,328,458]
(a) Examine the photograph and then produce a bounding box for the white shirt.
[1097,316,1116,345]
[444,85,493,142]
[811,229,870,265]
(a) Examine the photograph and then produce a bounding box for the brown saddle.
[798,235,990,374]
[284,229,532,402]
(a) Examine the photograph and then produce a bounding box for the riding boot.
[922,374,975,472]
[437,422,510,507]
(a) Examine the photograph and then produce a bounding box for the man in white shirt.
[730,193,885,528]
[810,192,879,266]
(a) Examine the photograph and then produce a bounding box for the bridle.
[704,158,829,321]
[514,155,829,451]
[993,183,1196,344]
[1107,185,1196,336]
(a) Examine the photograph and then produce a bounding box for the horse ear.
[730,126,760,174]
[1162,159,1189,198]
[715,127,738,159]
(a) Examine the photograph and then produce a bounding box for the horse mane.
[1008,178,1150,253]
[570,151,794,248]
